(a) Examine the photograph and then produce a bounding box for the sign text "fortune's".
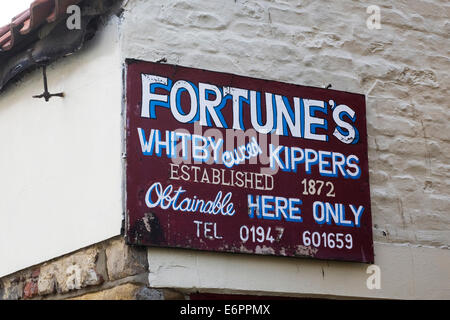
[141,75,359,144]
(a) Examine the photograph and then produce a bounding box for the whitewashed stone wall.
[119,0,449,298]
[120,0,449,248]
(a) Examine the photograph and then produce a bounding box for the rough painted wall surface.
[119,0,449,298]
[120,0,449,248]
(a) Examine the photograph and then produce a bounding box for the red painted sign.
[125,59,374,263]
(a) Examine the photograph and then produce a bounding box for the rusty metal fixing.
[32,65,64,102]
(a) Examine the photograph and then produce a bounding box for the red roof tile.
[0,0,82,52]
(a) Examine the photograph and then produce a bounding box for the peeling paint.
[254,245,275,255]
[295,245,318,257]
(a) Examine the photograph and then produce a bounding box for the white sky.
[0,0,34,27]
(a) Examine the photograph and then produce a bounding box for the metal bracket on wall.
[32,65,64,102]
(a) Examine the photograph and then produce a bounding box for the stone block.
[105,238,148,281]
[69,283,142,300]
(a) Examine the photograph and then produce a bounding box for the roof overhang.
[0,0,121,92]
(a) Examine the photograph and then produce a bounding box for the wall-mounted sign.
[125,59,374,263]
